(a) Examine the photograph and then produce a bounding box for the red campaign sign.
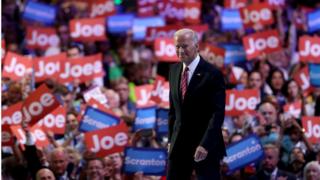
[240,3,273,29]
[224,0,247,9]
[302,116,320,144]
[2,39,5,60]
[283,101,302,119]
[22,84,60,125]
[137,0,159,17]
[86,98,116,116]
[26,26,60,50]
[70,18,107,42]
[293,66,314,95]
[58,54,104,84]
[85,123,129,157]
[34,53,67,83]
[299,36,320,63]
[2,102,23,125]
[90,0,116,18]
[200,43,225,63]
[225,89,260,116]
[2,52,33,81]
[135,84,156,108]
[243,29,282,60]
[184,2,201,25]
[154,38,179,62]
[10,124,50,148]
[151,75,170,108]
[2,125,14,146]
[36,106,66,134]
[263,0,285,9]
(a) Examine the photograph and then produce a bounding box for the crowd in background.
[2,0,320,180]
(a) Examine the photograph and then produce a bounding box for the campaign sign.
[308,9,320,33]
[107,14,135,34]
[90,0,116,18]
[26,26,60,50]
[266,0,285,9]
[151,76,170,108]
[242,29,282,60]
[302,116,320,144]
[22,84,60,125]
[84,86,108,105]
[200,43,225,64]
[221,44,246,64]
[85,123,129,157]
[34,53,66,82]
[225,89,260,116]
[240,3,273,29]
[132,16,165,40]
[135,84,156,108]
[223,135,264,173]
[137,0,158,17]
[70,18,107,42]
[299,36,320,63]
[221,9,242,30]
[224,0,247,9]
[79,106,120,132]
[293,66,313,95]
[154,38,179,62]
[184,2,202,25]
[309,63,320,87]
[2,125,14,146]
[2,102,23,125]
[23,1,56,26]
[156,108,169,135]
[86,98,110,113]
[283,101,302,119]
[133,106,157,132]
[123,147,167,176]
[3,52,33,81]
[36,106,66,134]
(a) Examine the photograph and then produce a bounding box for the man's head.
[86,158,104,180]
[174,28,199,65]
[36,168,55,180]
[262,144,279,172]
[258,101,278,125]
[50,148,68,176]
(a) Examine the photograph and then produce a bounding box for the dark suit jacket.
[168,57,226,161]
[250,169,297,180]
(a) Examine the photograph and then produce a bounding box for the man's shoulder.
[277,169,296,180]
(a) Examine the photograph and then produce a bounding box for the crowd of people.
[2,0,320,180]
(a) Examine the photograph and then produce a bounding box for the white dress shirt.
[182,54,200,84]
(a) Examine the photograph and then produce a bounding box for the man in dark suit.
[167,28,226,179]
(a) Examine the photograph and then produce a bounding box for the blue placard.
[223,134,264,173]
[22,1,56,26]
[309,63,320,87]
[133,107,157,131]
[221,9,242,31]
[123,147,167,176]
[107,14,134,34]
[79,106,120,132]
[221,44,246,64]
[132,16,165,40]
[308,9,320,33]
[156,108,168,135]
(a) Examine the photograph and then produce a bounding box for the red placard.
[293,66,314,95]
[70,18,107,42]
[137,0,158,17]
[10,124,50,148]
[2,125,14,146]
[283,101,302,119]
[26,26,60,50]
[58,54,104,83]
[2,52,33,81]
[200,43,225,63]
[154,38,179,62]
[84,123,129,157]
[302,116,320,144]
[299,36,320,63]
[243,29,282,60]
[135,84,156,108]
[2,102,23,125]
[263,0,285,9]
[151,75,170,108]
[224,0,247,9]
[225,89,260,116]
[22,84,60,125]
[240,3,273,29]
[90,0,116,18]
[184,2,201,25]
[36,106,66,134]
[34,53,67,82]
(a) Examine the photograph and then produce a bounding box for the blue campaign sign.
[221,9,242,31]
[132,16,165,40]
[308,9,320,33]
[309,63,320,87]
[133,107,156,131]
[123,147,167,176]
[156,108,168,135]
[22,1,56,26]
[79,106,120,132]
[221,44,246,64]
[107,14,134,34]
[223,134,264,173]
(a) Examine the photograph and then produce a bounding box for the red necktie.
[181,67,189,100]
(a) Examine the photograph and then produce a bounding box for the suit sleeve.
[168,66,176,143]
[200,69,226,151]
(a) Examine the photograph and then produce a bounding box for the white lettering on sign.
[246,36,279,55]
[305,120,320,139]
[91,132,128,152]
[155,40,176,57]
[243,8,272,24]
[28,31,59,47]
[91,1,114,17]
[71,22,104,38]
[35,61,60,77]
[226,94,259,111]
[4,57,31,76]
[300,40,320,57]
[60,61,102,79]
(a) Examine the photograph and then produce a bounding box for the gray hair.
[303,161,320,180]
[174,28,198,45]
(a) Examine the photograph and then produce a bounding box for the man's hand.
[194,146,208,162]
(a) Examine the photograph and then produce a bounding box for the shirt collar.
[183,54,200,73]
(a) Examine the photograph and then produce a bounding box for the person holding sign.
[167,28,226,179]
